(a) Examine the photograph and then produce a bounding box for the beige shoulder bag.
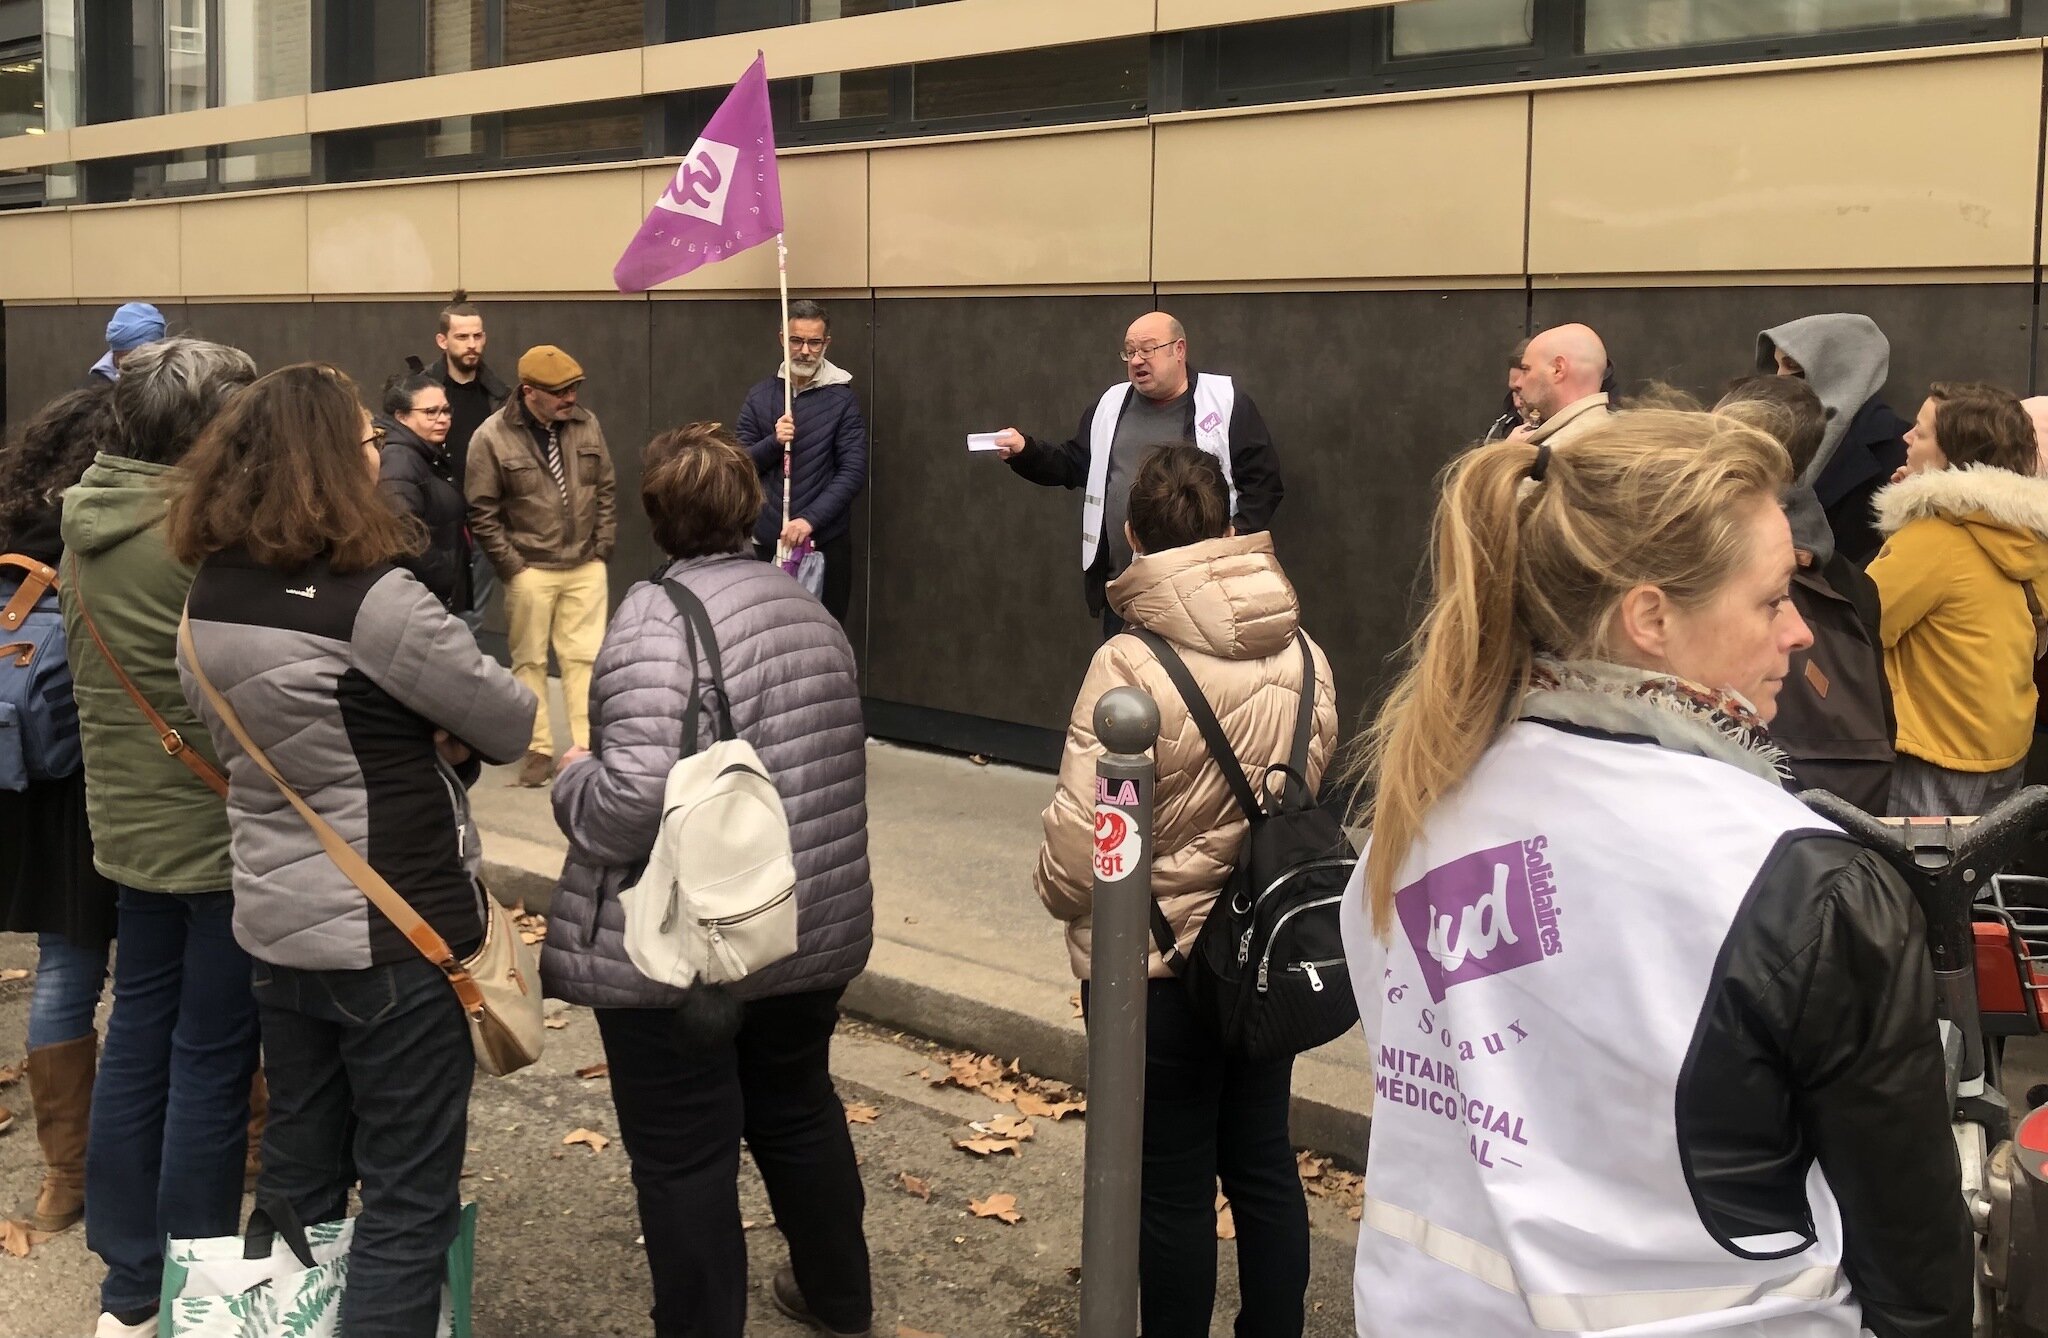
[177,616,543,1076]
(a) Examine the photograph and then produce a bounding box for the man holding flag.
[736,298,868,625]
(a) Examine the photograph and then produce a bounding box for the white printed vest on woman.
[1340,720,1862,1336]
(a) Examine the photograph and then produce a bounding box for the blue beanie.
[106,302,166,352]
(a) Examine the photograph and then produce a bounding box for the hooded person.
[1715,377,1895,814]
[1756,313,1910,566]
[1870,381,2048,818]
[86,303,168,387]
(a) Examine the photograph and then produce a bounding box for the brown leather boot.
[245,1068,268,1192]
[26,1033,95,1233]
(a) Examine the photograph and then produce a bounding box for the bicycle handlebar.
[1800,785,2048,898]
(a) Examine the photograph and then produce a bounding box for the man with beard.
[420,290,508,635]
[736,298,869,624]
[994,311,1285,638]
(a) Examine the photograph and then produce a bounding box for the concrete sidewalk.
[473,693,1374,1162]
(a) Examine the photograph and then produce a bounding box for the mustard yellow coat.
[1035,533,1339,980]
[1868,465,2048,772]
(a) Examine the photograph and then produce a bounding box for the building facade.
[0,0,2043,762]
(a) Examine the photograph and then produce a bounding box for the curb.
[482,849,1372,1165]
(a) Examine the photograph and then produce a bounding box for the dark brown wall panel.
[1532,284,2035,413]
[1169,289,1529,735]
[6,303,189,428]
[866,294,1144,732]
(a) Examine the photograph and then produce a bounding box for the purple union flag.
[613,53,784,292]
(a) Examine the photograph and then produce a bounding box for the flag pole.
[775,232,794,565]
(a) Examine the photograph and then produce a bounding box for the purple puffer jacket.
[541,552,872,1007]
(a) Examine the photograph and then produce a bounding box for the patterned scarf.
[1518,658,1790,787]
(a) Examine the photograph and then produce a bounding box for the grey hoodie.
[1756,314,1889,488]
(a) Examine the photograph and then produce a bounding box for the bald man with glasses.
[995,311,1285,637]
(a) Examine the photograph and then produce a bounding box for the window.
[504,0,640,65]
[0,43,39,136]
[428,0,486,76]
[1583,0,2008,53]
[800,68,891,122]
[502,98,643,160]
[801,0,890,19]
[161,0,208,116]
[219,0,309,105]
[1390,0,1534,57]
[911,37,1146,122]
[1215,15,1357,91]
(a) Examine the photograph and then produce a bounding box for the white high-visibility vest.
[1340,720,1863,1336]
[1080,372,1237,569]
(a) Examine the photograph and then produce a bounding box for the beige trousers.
[503,560,608,754]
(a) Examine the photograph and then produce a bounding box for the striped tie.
[543,426,567,502]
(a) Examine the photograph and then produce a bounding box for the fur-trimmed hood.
[1875,464,2048,583]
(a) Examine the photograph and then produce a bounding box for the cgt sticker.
[1093,777,1142,883]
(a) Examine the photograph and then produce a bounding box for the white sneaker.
[93,1313,156,1337]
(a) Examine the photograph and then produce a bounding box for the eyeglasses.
[786,336,829,352]
[406,405,454,419]
[362,427,388,448]
[1119,339,1180,362]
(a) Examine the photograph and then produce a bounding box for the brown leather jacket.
[465,396,616,577]
[1035,533,1338,979]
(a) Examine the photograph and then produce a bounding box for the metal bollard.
[1078,685,1161,1338]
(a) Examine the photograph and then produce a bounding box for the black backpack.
[1133,629,1360,1063]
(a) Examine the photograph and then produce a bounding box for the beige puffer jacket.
[1035,533,1338,980]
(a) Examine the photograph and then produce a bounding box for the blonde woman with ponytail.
[1338,410,1970,1337]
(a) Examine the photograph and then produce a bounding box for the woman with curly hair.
[0,384,121,1234]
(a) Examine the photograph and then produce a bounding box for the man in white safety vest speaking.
[994,311,1285,638]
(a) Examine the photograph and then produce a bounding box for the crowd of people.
[0,291,2036,1337]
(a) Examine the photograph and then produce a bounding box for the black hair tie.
[1527,442,1552,483]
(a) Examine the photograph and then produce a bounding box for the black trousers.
[1112,979,1310,1337]
[754,528,854,625]
[595,988,871,1338]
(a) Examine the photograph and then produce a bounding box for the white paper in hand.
[967,433,1005,453]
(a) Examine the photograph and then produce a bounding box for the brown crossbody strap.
[176,616,485,1013]
[69,557,229,799]
[0,552,57,635]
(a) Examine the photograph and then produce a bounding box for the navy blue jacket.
[736,367,869,548]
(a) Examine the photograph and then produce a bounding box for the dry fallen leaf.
[898,1172,932,1202]
[898,1328,946,1338]
[0,1065,19,1088]
[968,1192,1022,1225]
[518,931,542,946]
[1215,1192,1236,1241]
[0,1219,29,1257]
[0,968,28,983]
[544,1016,569,1031]
[844,1102,880,1125]
[1069,992,1084,1019]
[979,1115,1035,1142]
[954,1135,1021,1158]
[575,1062,610,1081]
[562,1128,610,1154]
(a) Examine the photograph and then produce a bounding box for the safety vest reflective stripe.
[1363,1197,1848,1331]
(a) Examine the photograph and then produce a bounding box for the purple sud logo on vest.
[1396,836,1564,1003]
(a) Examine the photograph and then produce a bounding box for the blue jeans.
[28,931,110,1050]
[253,955,474,1338]
[87,887,260,1315]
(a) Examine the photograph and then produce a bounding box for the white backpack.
[619,580,798,989]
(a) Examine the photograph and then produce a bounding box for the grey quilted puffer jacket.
[542,552,872,1006]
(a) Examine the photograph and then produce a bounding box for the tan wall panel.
[69,97,307,160]
[1153,97,1526,282]
[308,183,461,295]
[1158,0,1404,30]
[0,211,76,301]
[0,129,70,172]
[307,50,642,134]
[644,0,1152,92]
[869,129,1151,288]
[643,150,870,292]
[1531,51,2043,275]
[458,168,645,294]
[70,207,181,300]
[179,195,308,297]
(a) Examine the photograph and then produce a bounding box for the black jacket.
[376,416,473,614]
[1007,370,1284,614]
[1773,553,1896,814]
[420,355,509,475]
[1818,399,1911,567]
[1678,826,1970,1338]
